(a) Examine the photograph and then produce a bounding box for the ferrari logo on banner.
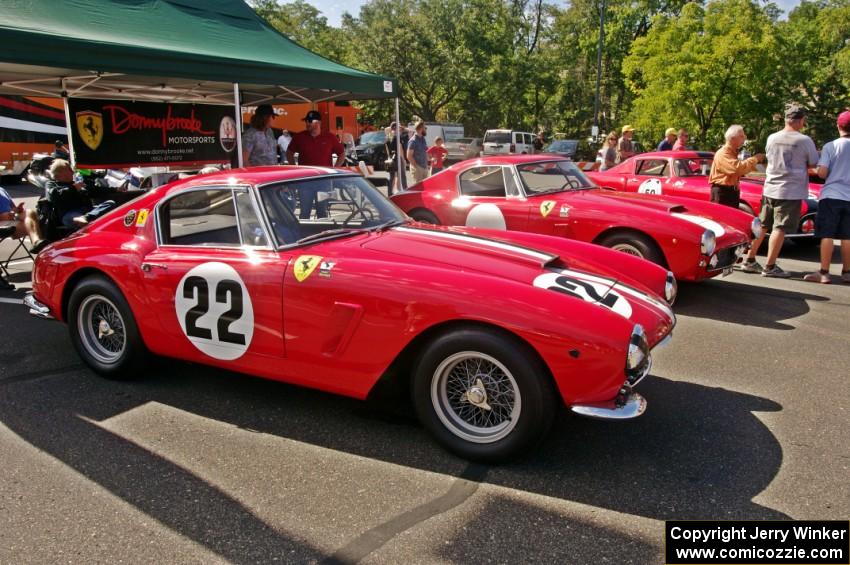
[294,255,323,282]
[540,200,556,218]
[76,110,103,151]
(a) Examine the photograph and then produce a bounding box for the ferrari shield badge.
[76,110,103,151]
[135,209,149,227]
[540,200,556,218]
[294,255,322,282]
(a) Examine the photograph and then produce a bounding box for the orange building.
[0,95,67,177]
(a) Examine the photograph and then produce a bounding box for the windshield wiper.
[530,188,568,196]
[292,228,364,246]
[369,218,409,232]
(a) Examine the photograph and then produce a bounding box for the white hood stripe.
[396,227,555,262]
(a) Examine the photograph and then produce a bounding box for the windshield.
[547,140,578,153]
[359,131,386,145]
[516,160,595,194]
[259,175,406,246]
[484,131,511,144]
[672,158,712,177]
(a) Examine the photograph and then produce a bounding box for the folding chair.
[0,221,35,279]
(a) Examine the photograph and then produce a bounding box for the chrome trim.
[571,390,647,420]
[24,292,54,320]
[625,324,651,387]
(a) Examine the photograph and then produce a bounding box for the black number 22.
[183,276,246,345]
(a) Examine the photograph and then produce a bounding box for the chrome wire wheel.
[611,242,644,257]
[431,351,521,444]
[77,294,127,364]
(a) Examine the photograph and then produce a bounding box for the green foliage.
[251,0,849,147]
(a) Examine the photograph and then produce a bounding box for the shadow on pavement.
[0,358,788,560]
[675,278,828,330]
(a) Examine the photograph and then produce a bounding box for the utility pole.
[592,0,606,141]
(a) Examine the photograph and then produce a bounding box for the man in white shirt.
[803,111,850,283]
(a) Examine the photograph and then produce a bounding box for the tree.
[623,0,781,149]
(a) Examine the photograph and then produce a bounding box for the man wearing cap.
[742,103,819,278]
[616,125,636,163]
[709,124,765,209]
[287,110,345,218]
[803,110,850,283]
[657,128,678,151]
[242,104,278,167]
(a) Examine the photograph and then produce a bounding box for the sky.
[301,0,802,27]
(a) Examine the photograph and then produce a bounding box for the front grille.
[710,246,739,271]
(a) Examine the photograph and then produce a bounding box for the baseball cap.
[304,110,322,122]
[785,103,807,120]
[665,127,677,136]
[255,104,274,117]
[837,110,850,130]
[622,125,635,133]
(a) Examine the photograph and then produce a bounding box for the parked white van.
[482,129,535,155]
[407,122,465,146]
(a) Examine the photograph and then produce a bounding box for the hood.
[355,143,383,151]
[362,225,675,337]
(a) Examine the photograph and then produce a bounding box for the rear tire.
[412,328,557,462]
[410,209,440,225]
[599,232,665,266]
[739,202,755,215]
[68,275,149,380]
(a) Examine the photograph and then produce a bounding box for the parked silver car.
[444,137,482,163]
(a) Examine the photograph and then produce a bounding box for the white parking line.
[0,298,24,305]
[6,258,33,266]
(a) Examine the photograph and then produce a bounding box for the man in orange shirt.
[708,124,764,208]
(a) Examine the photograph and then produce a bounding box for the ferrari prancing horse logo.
[76,110,103,151]
[540,200,556,218]
[294,255,322,282]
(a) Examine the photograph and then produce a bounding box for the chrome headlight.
[664,271,677,305]
[625,324,651,386]
[700,229,716,256]
[751,217,762,239]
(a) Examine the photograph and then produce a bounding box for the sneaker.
[842,271,850,284]
[803,271,830,284]
[30,239,48,254]
[762,264,791,278]
[0,277,14,290]
[735,259,763,273]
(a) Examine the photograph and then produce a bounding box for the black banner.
[67,98,238,168]
[666,521,849,564]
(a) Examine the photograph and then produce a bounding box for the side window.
[459,166,507,197]
[160,188,241,246]
[636,159,669,177]
[525,133,534,146]
[234,190,269,247]
[513,132,522,145]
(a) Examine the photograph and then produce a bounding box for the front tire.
[410,209,440,225]
[68,275,149,379]
[599,232,665,266]
[412,328,557,462]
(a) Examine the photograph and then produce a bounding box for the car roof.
[161,166,353,194]
[634,150,714,159]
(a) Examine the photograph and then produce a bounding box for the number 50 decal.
[175,262,254,360]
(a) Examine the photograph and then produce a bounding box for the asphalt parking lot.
[1,182,848,564]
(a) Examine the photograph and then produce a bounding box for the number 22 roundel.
[175,262,254,360]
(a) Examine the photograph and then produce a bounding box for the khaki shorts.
[411,164,429,183]
[759,197,801,233]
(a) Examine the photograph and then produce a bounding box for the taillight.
[510,144,515,152]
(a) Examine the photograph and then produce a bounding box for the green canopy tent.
[0,0,401,168]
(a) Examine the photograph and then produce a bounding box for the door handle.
[141,262,168,272]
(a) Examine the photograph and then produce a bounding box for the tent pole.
[61,79,75,169]
[395,97,402,194]
[234,83,244,168]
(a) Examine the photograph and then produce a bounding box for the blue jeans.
[61,200,117,228]
[298,187,328,219]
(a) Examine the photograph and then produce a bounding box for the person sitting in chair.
[1,186,47,252]
[45,160,116,229]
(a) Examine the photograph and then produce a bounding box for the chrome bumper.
[23,292,54,320]
[570,389,647,420]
